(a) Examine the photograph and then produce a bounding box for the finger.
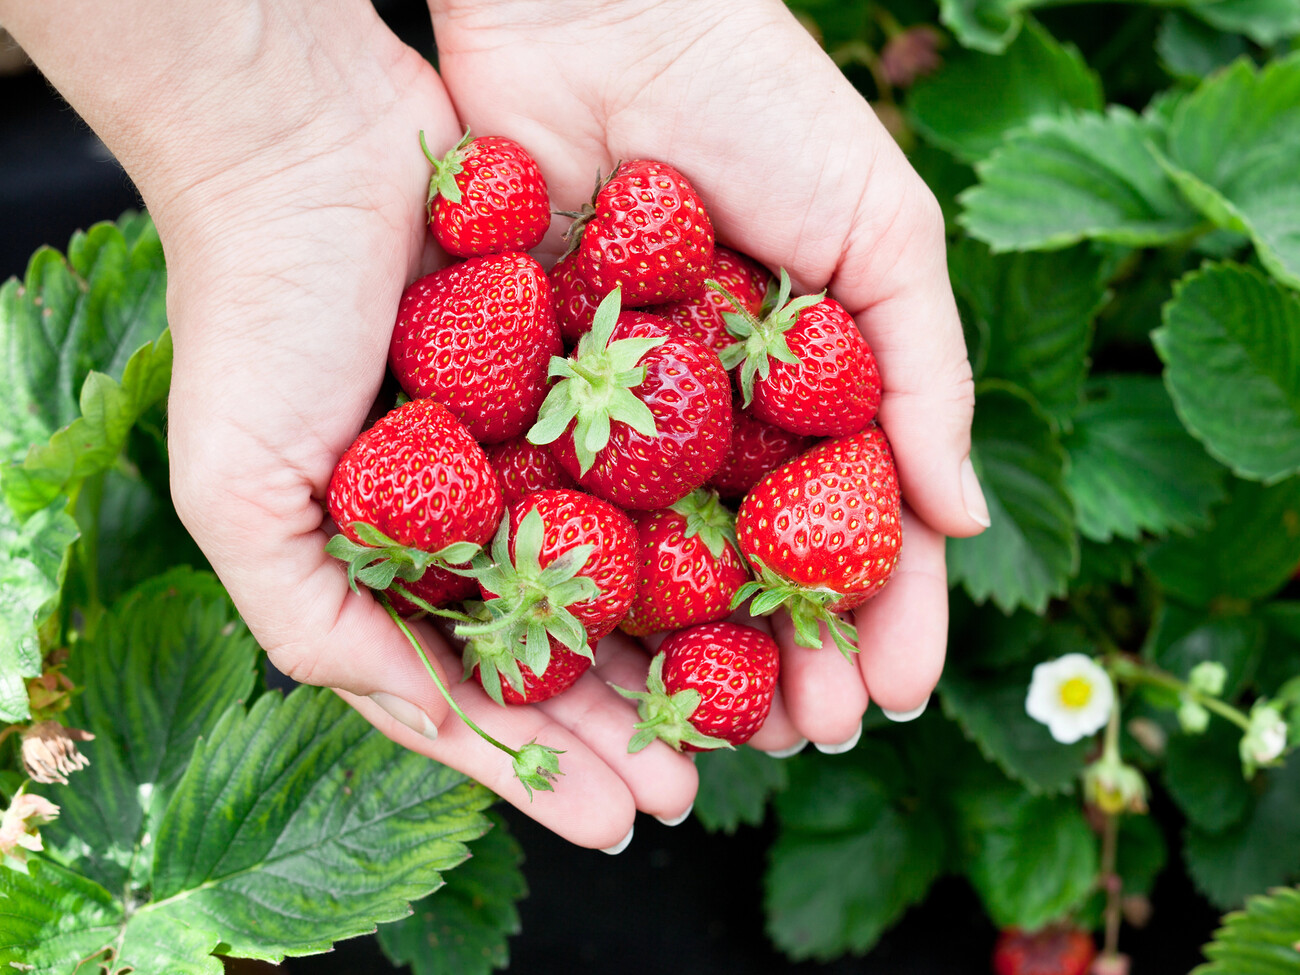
[769,612,869,749]
[547,632,698,821]
[745,683,803,754]
[856,506,948,716]
[342,673,638,851]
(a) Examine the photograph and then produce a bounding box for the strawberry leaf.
[693,746,789,834]
[959,106,1203,251]
[909,20,1102,163]
[1194,885,1300,975]
[950,239,1107,424]
[1064,374,1228,542]
[376,812,526,975]
[1154,262,1300,483]
[1156,54,1300,288]
[947,382,1078,614]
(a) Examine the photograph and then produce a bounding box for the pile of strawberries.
[324,130,903,794]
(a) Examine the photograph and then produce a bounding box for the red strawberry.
[326,398,503,607]
[483,436,577,508]
[734,423,901,656]
[565,160,714,305]
[528,289,732,511]
[422,129,550,258]
[454,489,640,691]
[992,927,1098,975]
[719,270,881,437]
[619,490,752,637]
[614,622,779,751]
[460,600,595,706]
[656,246,773,356]
[551,251,603,345]
[706,403,815,500]
[389,252,560,444]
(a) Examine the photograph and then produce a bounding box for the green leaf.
[1154,262,1300,483]
[1259,603,1300,696]
[38,568,260,892]
[1145,474,1300,606]
[764,746,945,961]
[0,213,168,476]
[0,857,222,975]
[376,812,526,975]
[0,500,77,722]
[940,659,1093,795]
[1194,885,1300,975]
[1148,606,1264,699]
[1064,375,1229,542]
[1160,55,1300,288]
[3,330,173,519]
[950,239,1107,422]
[909,20,1102,163]
[146,685,491,960]
[936,0,1028,53]
[954,781,1099,929]
[948,383,1078,613]
[1184,754,1300,908]
[959,106,1204,251]
[1157,12,1249,81]
[693,746,790,834]
[1187,0,1300,45]
[1164,721,1254,833]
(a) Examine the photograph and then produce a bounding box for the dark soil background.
[0,3,1224,971]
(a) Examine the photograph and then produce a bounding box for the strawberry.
[483,436,577,508]
[325,398,503,607]
[657,246,772,357]
[992,926,1098,975]
[619,490,751,637]
[551,250,603,345]
[528,289,732,510]
[460,601,595,706]
[421,129,550,258]
[564,160,714,305]
[734,423,901,657]
[706,403,815,500]
[454,489,640,689]
[614,621,779,751]
[718,270,881,437]
[388,252,560,444]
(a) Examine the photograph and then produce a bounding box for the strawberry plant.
[3,0,1300,970]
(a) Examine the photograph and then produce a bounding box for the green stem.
[1111,657,1252,732]
[387,582,474,624]
[380,599,519,759]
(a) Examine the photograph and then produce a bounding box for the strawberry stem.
[381,597,564,799]
[732,561,860,659]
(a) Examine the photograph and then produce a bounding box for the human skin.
[1,0,986,851]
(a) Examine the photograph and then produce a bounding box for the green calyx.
[452,508,601,684]
[557,163,620,260]
[513,740,565,800]
[611,653,733,753]
[715,268,824,408]
[731,558,859,660]
[325,522,481,594]
[420,127,473,208]
[526,286,666,473]
[459,600,547,708]
[670,489,741,560]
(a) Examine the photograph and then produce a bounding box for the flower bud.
[1083,756,1148,815]
[1188,661,1228,697]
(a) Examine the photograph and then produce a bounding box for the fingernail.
[814,721,862,755]
[762,738,809,759]
[654,803,693,827]
[600,825,635,855]
[882,698,929,723]
[370,692,439,741]
[961,455,992,528]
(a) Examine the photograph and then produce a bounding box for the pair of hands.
[5,0,985,850]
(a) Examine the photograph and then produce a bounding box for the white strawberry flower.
[1025,653,1115,744]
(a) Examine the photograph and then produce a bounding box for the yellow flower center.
[1059,676,1093,709]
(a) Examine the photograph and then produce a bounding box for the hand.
[428,0,988,748]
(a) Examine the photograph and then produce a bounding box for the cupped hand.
[428,0,988,750]
[130,6,694,849]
